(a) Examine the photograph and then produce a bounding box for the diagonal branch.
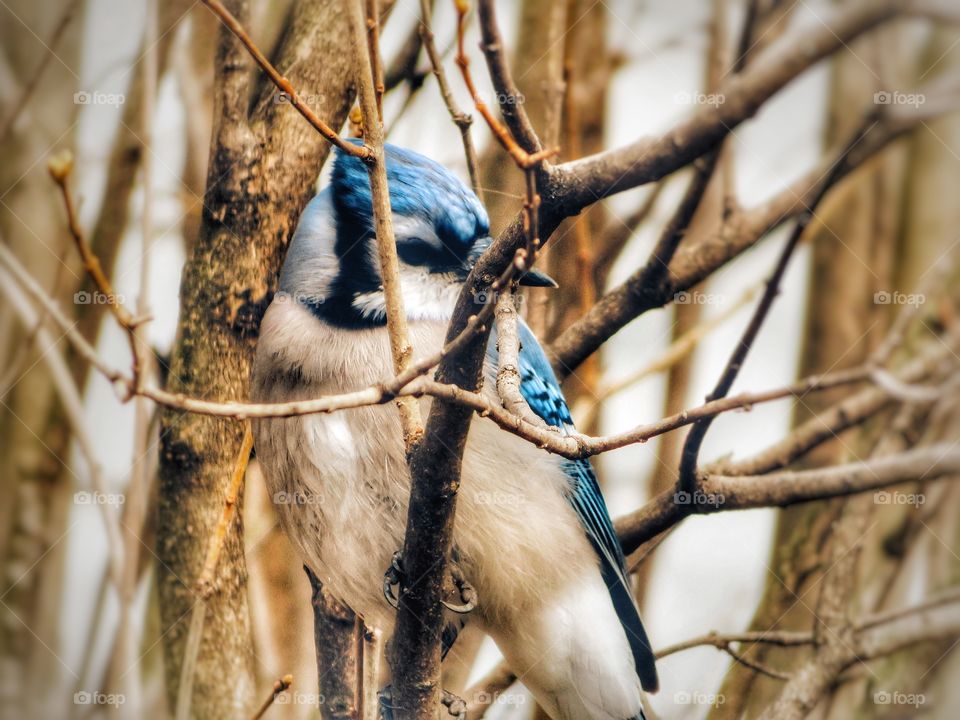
[200,0,371,159]
[475,0,542,155]
[676,119,877,497]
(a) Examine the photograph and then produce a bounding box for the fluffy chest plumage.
[250,299,596,634]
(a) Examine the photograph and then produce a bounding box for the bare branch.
[48,152,148,395]
[251,675,293,720]
[676,120,876,495]
[419,0,482,198]
[475,0,542,155]
[617,443,960,556]
[199,0,371,159]
[495,290,548,427]
[549,97,940,378]
[348,0,424,446]
[453,0,555,169]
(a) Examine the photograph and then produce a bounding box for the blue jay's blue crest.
[331,139,490,272]
[285,140,556,327]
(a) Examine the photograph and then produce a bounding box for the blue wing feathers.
[486,319,659,693]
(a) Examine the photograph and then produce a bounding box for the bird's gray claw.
[383,551,403,610]
[441,564,477,615]
[378,686,464,720]
[442,689,467,720]
[378,685,395,720]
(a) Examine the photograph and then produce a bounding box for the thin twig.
[48,152,148,397]
[251,675,294,720]
[453,0,556,169]
[199,0,371,159]
[365,0,385,122]
[196,426,253,599]
[676,119,877,497]
[348,0,424,446]
[419,0,482,199]
[475,0,542,155]
[495,289,548,426]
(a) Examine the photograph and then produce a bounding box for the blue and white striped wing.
[486,318,658,692]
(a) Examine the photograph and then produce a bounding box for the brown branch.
[419,0,482,198]
[251,675,294,720]
[48,152,148,396]
[475,0,542,155]
[453,0,555,169]
[757,586,960,719]
[495,289,548,427]
[713,340,957,476]
[349,0,424,446]
[389,6,555,713]
[544,12,960,376]
[467,588,960,719]
[306,569,361,720]
[676,119,876,496]
[548,0,920,207]
[196,426,253,599]
[656,629,813,659]
[6,230,957,487]
[617,442,960,558]
[722,644,792,682]
[199,0,371,159]
[365,0,385,121]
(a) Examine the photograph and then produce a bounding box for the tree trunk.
[156,2,365,715]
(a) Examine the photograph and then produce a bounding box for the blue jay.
[251,142,658,720]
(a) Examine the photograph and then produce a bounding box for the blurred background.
[1,0,959,718]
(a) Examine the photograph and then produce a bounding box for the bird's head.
[278,141,555,326]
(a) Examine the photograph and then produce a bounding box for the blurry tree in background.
[1,1,960,719]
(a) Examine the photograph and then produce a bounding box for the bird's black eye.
[397,237,461,270]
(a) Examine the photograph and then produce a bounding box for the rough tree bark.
[156,2,365,715]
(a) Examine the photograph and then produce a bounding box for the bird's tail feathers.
[601,563,659,693]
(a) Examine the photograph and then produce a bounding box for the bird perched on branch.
[251,142,658,720]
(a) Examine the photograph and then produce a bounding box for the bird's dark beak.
[517,267,558,288]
